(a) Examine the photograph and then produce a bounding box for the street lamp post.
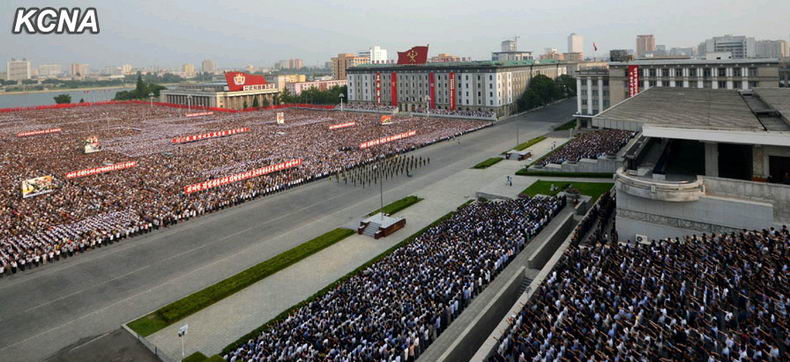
[424,95,431,119]
[148,92,154,108]
[187,95,193,113]
[339,93,344,112]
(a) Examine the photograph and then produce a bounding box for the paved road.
[0,99,576,362]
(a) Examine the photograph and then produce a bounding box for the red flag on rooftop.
[397,45,429,65]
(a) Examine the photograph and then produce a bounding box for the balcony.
[615,167,705,202]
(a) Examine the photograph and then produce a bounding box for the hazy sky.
[2,0,789,70]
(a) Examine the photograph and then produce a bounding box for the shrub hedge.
[472,157,504,169]
[368,195,423,216]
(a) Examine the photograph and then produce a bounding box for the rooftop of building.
[610,58,780,66]
[596,87,790,132]
[349,59,562,71]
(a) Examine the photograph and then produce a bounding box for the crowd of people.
[537,130,635,167]
[569,190,616,246]
[223,196,566,361]
[338,104,397,113]
[491,227,789,361]
[420,108,496,119]
[0,104,490,276]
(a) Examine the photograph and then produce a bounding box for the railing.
[615,167,705,202]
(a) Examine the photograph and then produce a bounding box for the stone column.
[586,77,593,115]
[752,145,767,181]
[704,142,719,177]
[597,77,604,114]
[576,77,582,114]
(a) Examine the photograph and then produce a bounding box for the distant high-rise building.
[288,59,304,70]
[6,58,32,81]
[756,40,789,58]
[38,64,62,78]
[492,37,533,61]
[367,46,388,64]
[120,64,134,75]
[540,48,563,61]
[182,64,196,77]
[201,59,216,74]
[70,63,89,78]
[609,49,632,62]
[669,47,695,57]
[636,35,656,57]
[568,33,584,56]
[562,52,583,62]
[330,53,369,80]
[501,39,518,52]
[698,35,756,59]
[430,53,464,63]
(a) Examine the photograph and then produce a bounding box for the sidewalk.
[144,133,564,359]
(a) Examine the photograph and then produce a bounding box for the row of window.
[642,67,759,78]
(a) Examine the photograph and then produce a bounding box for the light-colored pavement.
[0,99,577,362]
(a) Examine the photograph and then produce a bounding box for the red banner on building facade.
[449,72,456,110]
[359,130,417,150]
[429,72,436,109]
[628,65,639,97]
[17,128,62,137]
[66,161,137,179]
[171,128,250,144]
[329,121,356,130]
[375,72,382,104]
[391,72,398,106]
[184,159,302,194]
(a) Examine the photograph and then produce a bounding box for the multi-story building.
[38,64,62,78]
[430,53,465,63]
[161,72,279,110]
[70,63,89,78]
[562,52,583,62]
[636,35,656,58]
[288,59,304,70]
[365,46,388,64]
[540,48,563,61]
[286,79,347,95]
[331,53,369,80]
[610,49,632,62]
[669,47,695,57]
[346,59,567,118]
[756,40,789,58]
[201,59,216,74]
[275,74,307,92]
[492,38,533,62]
[567,33,584,57]
[575,58,781,117]
[6,58,32,81]
[182,64,196,78]
[120,64,134,75]
[698,35,756,59]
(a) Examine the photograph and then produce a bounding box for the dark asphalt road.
[0,99,576,361]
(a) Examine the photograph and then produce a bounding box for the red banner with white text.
[375,72,382,104]
[359,130,417,150]
[171,128,249,144]
[66,161,138,179]
[184,159,303,194]
[628,65,639,97]
[17,128,62,137]
[329,121,356,130]
[449,72,456,110]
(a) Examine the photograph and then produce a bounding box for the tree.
[79,98,85,103]
[517,74,560,112]
[252,97,260,108]
[53,94,71,104]
[243,100,249,109]
[134,72,147,98]
[555,75,577,98]
[262,97,270,107]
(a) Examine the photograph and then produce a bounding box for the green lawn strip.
[219,203,469,357]
[553,119,577,131]
[472,157,504,169]
[183,352,210,362]
[367,195,424,216]
[515,169,614,178]
[513,135,546,151]
[127,228,355,337]
[520,180,614,203]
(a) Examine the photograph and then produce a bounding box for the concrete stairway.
[362,221,380,237]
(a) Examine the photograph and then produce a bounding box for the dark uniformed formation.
[335,154,430,188]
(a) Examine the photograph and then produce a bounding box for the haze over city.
[1,0,789,68]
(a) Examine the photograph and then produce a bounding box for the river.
[0,87,135,108]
